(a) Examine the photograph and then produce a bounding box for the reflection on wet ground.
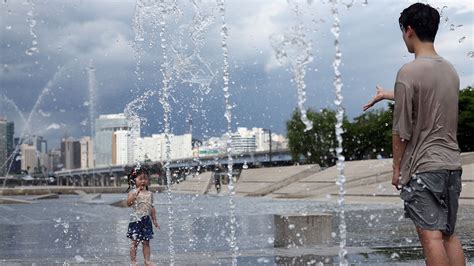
[0,193,472,264]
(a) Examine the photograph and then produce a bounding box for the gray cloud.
[0,0,472,149]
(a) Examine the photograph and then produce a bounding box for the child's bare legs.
[130,240,139,265]
[142,240,153,265]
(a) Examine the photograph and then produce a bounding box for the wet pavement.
[0,193,473,265]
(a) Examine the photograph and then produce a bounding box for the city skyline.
[0,114,288,174]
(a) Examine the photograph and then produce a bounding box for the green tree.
[287,108,341,167]
[458,86,474,152]
[343,105,393,160]
[287,106,393,167]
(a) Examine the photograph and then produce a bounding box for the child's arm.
[127,190,138,206]
[151,207,160,229]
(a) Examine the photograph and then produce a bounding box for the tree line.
[287,86,474,167]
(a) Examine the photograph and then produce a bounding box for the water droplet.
[257,257,270,263]
[75,255,85,262]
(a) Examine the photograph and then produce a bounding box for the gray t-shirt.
[392,56,461,185]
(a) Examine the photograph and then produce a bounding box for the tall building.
[20,143,37,173]
[231,127,257,154]
[112,130,129,165]
[47,149,62,172]
[0,118,14,176]
[80,136,94,169]
[94,113,138,166]
[0,118,7,175]
[197,127,288,157]
[134,133,192,162]
[61,138,81,170]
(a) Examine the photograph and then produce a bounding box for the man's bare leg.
[442,234,465,266]
[416,227,449,266]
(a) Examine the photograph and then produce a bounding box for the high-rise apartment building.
[112,130,129,165]
[61,138,81,170]
[80,136,94,169]
[20,143,37,173]
[94,113,138,166]
[0,118,14,176]
[134,133,192,162]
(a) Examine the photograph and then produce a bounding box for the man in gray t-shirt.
[364,3,465,265]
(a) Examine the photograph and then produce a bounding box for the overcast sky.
[0,0,473,148]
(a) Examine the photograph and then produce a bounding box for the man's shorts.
[400,169,462,236]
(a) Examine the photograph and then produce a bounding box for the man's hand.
[363,85,393,111]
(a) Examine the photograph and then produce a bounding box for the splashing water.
[124,90,156,163]
[0,95,28,178]
[331,1,347,265]
[157,1,179,264]
[2,65,67,183]
[270,1,313,131]
[218,0,238,264]
[25,0,38,55]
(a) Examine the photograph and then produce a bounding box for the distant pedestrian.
[214,174,221,193]
[126,166,160,266]
[364,3,465,265]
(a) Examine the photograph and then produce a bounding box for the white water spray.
[218,0,238,263]
[25,0,38,55]
[270,1,313,131]
[330,1,347,265]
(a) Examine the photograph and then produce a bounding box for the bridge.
[53,149,295,187]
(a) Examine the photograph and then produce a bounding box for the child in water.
[126,166,160,266]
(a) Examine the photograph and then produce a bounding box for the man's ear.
[406,25,415,38]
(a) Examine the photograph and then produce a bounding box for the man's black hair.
[399,3,440,42]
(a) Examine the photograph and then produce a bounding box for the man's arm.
[392,134,408,189]
[363,85,395,111]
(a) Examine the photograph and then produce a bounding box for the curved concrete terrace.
[169,152,474,205]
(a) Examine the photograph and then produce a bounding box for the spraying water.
[25,0,38,56]
[218,0,238,263]
[330,1,347,265]
[0,95,27,175]
[157,1,178,263]
[270,1,313,131]
[2,65,67,183]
